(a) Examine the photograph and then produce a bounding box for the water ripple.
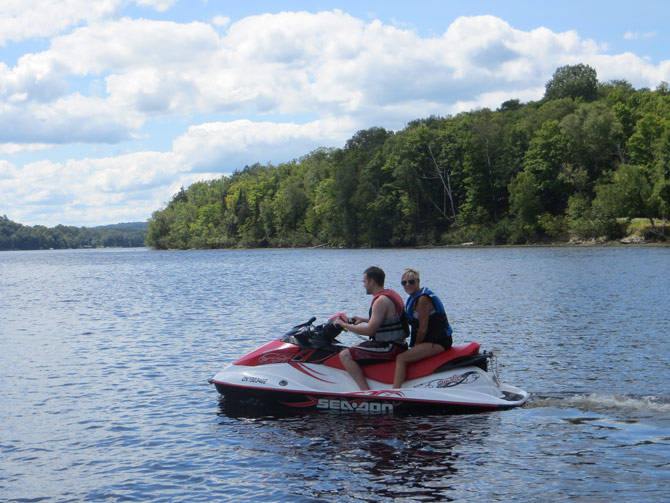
[2,247,670,502]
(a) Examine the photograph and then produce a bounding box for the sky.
[2,1,670,227]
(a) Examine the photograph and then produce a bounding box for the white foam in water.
[563,393,670,414]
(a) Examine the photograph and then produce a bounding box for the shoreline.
[146,239,670,251]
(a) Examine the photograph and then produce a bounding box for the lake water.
[1,246,669,502]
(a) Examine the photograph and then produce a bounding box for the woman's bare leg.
[392,343,445,388]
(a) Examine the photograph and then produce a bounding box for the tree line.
[0,217,147,251]
[142,64,665,248]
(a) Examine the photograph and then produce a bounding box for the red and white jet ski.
[209,317,528,413]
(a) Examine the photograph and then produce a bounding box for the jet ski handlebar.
[282,316,347,348]
[292,317,317,329]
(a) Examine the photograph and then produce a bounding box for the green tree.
[566,192,618,239]
[560,101,622,185]
[592,164,652,219]
[381,124,445,238]
[458,109,513,225]
[521,119,570,214]
[627,113,663,166]
[650,122,670,220]
[544,63,598,101]
[509,171,542,227]
[334,127,392,246]
[305,178,341,245]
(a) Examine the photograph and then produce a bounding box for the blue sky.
[2,0,669,227]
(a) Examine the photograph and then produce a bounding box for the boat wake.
[529,392,670,414]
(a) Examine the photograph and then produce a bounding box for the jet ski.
[209,316,529,413]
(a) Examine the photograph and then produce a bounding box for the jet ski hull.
[210,355,528,414]
[214,383,528,414]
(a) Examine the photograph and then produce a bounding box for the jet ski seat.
[362,342,481,385]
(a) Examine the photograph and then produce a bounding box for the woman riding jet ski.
[209,316,528,413]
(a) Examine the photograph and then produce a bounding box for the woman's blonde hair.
[402,268,420,281]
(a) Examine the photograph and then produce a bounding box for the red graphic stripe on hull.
[289,362,336,383]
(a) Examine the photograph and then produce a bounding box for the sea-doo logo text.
[258,352,291,364]
[317,398,394,413]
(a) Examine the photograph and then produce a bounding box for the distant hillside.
[92,222,149,232]
[0,216,148,251]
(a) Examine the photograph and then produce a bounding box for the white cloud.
[0,151,212,225]
[0,142,53,155]
[624,30,657,41]
[172,117,357,171]
[212,15,231,27]
[0,94,140,144]
[0,0,184,45]
[3,11,669,146]
[0,159,18,179]
[0,0,120,45]
[0,117,356,225]
[135,0,178,12]
[3,10,670,226]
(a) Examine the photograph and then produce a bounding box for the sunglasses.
[401,279,416,286]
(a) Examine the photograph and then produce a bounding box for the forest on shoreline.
[5,64,669,251]
[0,218,147,251]
[145,65,670,250]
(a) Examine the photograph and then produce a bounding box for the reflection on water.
[217,403,493,502]
[215,393,670,502]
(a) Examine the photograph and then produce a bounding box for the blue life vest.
[405,287,452,347]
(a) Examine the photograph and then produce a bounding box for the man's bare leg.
[339,349,370,390]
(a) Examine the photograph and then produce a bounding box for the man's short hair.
[364,266,385,287]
